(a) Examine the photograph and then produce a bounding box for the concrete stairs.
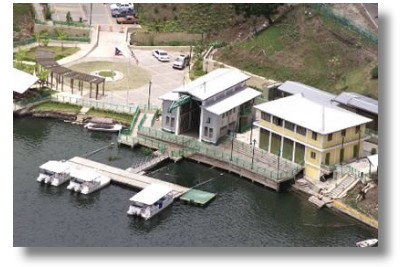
[75,107,90,124]
[327,174,358,199]
[308,195,330,208]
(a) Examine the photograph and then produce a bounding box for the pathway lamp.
[249,115,254,145]
[251,139,257,169]
[230,131,236,161]
[148,80,152,110]
[277,149,281,180]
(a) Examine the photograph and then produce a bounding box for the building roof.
[333,92,378,115]
[13,68,39,94]
[278,81,338,108]
[39,161,69,174]
[254,94,372,134]
[205,88,261,115]
[69,169,102,182]
[130,183,172,205]
[367,154,378,168]
[173,68,250,101]
[159,91,180,101]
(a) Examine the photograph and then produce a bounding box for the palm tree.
[37,69,49,88]
[34,32,42,46]
[56,30,68,51]
[15,48,27,68]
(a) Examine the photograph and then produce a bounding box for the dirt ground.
[342,180,378,220]
[331,3,378,34]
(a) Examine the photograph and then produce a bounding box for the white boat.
[84,118,122,132]
[67,168,111,195]
[127,183,174,220]
[356,238,378,247]
[37,160,71,186]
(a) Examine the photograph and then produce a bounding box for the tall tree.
[37,69,49,88]
[233,3,283,25]
[56,30,67,51]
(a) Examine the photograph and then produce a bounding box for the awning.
[130,183,172,205]
[13,68,39,94]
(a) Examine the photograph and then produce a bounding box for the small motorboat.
[127,183,174,220]
[356,238,378,247]
[84,118,122,132]
[67,168,111,195]
[37,160,71,186]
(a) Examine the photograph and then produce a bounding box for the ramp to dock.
[67,156,188,198]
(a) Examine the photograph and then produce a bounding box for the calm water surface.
[13,118,377,247]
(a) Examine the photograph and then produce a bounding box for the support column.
[80,80,83,96]
[96,83,99,100]
[102,81,105,96]
[71,79,74,94]
[199,106,204,141]
[268,131,272,153]
[90,83,92,98]
[280,136,284,158]
[292,141,296,163]
[56,74,59,90]
[175,106,180,135]
[61,75,64,91]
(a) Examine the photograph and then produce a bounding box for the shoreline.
[13,110,378,230]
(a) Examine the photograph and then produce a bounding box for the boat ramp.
[66,156,215,205]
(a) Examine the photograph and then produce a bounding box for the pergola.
[35,48,106,99]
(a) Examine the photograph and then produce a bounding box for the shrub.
[371,65,378,79]
[154,7,159,14]
[371,148,377,155]
[172,5,177,12]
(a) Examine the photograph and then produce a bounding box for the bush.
[154,7,159,14]
[371,65,378,79]
[172,5,177,12]
[371,148,377,155]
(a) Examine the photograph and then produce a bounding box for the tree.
[34,32,42,46]
[15,48,28,67]
[233,3,283,25]
[56,30,68,51]
[66,11,73,25]
[37,69,49,88]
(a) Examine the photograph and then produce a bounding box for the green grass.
[13,47,80,62]
[215,4,378,99]
[69,61,151,91]
[98,71,116,77]
[32,102,81,114]
[189,58,207,80]
[13,62,36,74]
[86,108,133,125]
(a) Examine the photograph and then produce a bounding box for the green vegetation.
[86,108,133,125]
[13,62,36,74]
[13,3,34,42]
[343,184,378,221]
[140,146,154,156]
[13,46,80,62]
[215,4,378,99]
[371,65,378,79]
[98,71,116,77]
[189,59,207,80]
[33,102,81,114]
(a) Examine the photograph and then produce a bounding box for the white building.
[159,68,261,144]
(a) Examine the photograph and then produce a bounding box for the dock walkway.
[129,154,169,174]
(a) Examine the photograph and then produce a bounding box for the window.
[341,129,346,137]
[204,127,209,137]
[222,113,225,119]
[312,131,318,140]
[353,145,359,158]
[209,128,213,138]
[311,151,316,159]
[206,117,211,123]
[284,121,295,131]
[355,125,361,134]
[296,126,307,136]
[327,133,333,141]
[340,148,345,163]
[228,110,232,115]
[273,116,283,126]
[261,112,271,122]
[325,153,330,165]
[171,117,175,128]
[166,116,170,125]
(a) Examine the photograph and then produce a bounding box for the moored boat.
[67,168,111,194]
[37,160,71,186]
[356,238,378,247]
[84,118,122,132]
[127,183,174,220]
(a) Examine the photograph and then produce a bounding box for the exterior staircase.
[327,174,358,199]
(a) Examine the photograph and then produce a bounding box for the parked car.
[173,54,190,70]
[152,50,170,62]
[110,3,134,11]
[116,15,138,24]
[111,8,133,18]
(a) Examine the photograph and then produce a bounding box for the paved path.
[362,3,378,29]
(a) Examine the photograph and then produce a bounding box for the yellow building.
[254,94,372,180]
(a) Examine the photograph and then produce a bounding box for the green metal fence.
[14,95,52,106]
[119,106,140,136]
[151,108,161,126]
[312,3,378,46]
[137,113,147,131]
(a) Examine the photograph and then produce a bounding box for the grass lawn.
[87,108,133,125]
[32,102,81,114]
[69,61,151,91]
[13,62,36,75]
[214,4,378,99]
[13,46,80,62]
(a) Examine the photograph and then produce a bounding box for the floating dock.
[180,189,216,206]
[66,156,215,205]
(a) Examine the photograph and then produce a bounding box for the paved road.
[81,3,118,26]
[362,3,378,28]
[50,3,117,25]
[49,3,87,22]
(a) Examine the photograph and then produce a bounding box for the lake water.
[13,118,377,247]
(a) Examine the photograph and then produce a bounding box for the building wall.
[161,100,178,133]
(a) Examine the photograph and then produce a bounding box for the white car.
[110,3,134,11]
[152,50,170,62]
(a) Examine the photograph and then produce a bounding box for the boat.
[356,238,378,247]
[37,160,71,186]
[84,118,122,132]
[67,168,111,194]
[127,183,174,220]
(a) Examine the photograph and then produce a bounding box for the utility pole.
[230,131,235,161]
[89,3,93,26]
[148,80,152,110]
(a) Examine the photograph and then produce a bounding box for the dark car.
[116,15,138,24]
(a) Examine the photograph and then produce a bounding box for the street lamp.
[148,80,152,110]
[249,115,254,145]
[277,149,281,179]
[251,139,257,169]
[230,130,236,161]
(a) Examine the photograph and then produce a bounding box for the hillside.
[13,3,35,42]
[214,4,378,99]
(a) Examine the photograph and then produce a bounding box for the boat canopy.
[89,118,114,124]
[130,183,172,205]
[69,168,101,182]
[40,161,69,174]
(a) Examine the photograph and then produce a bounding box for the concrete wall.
[161,100,177,133]
[131,32,203,45]
[34,24,90,37]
